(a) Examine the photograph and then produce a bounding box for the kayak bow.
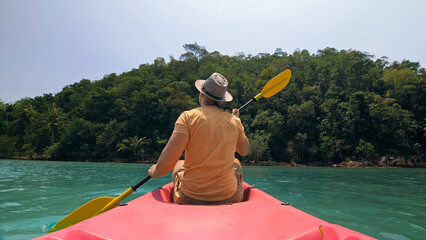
[37,182,376,240]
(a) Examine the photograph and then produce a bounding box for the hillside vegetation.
[1,44,425,166]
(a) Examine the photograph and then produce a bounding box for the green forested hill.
[1,44,425,165]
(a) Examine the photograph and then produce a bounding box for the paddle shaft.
[238,98,255,111]
[132,175,152,191]
[237,69,291,112]
[95,176,152,215]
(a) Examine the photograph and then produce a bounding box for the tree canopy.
[1,44,424,165]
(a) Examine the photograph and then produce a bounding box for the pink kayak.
[35,182,376,240]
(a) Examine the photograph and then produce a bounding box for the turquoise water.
[0,160,425,240]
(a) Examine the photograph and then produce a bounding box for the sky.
[1,0,425,103]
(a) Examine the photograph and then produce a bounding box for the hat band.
[202,86,222,101]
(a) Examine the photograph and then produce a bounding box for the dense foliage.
[1,44,425,165]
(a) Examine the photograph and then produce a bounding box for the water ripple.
[0,202,23,207]
[0,187,25,192]
[379,232,409,240]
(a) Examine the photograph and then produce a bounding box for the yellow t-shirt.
[173,105,246,201]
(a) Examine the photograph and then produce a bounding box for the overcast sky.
[1,0,425,103]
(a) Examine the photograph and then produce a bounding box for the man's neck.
[200,95,216,106]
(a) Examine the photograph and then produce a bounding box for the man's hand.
[148,164,157,178]
[232,109,240,118]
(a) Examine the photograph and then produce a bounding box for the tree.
[248,130,271,163]
[287,133,309,163]
[369,94,418,153]
[355,139,376,161]
[9,103,38,136]
[251,109,285,160]
[96,119,126,159]
[181,42,209,60]
[44,103,66,145]
[383,68,426,119]
[53,118,100,160]
[116,136,149,161]
[286,101,316,135]
[0,101,8,135]
[319,135,335,162]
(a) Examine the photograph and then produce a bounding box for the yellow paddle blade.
[50,187,135,232]
[50,196,116,232]
[255,69,292,100]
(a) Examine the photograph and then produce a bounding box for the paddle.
[238,69,292,111]
[50,69,291,232]
[50,175,151,232]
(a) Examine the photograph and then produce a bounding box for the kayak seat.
[152,182,254,204]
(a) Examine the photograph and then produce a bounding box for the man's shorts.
[172,160,244,205]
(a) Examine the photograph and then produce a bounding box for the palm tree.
[10,103,38,136]
[116,136,149,160]
[45,103,66,144]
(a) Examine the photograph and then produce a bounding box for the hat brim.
[195,80,233,102]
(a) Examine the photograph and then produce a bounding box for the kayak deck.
[35,182,376,240]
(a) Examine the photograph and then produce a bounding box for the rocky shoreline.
[240,155,426,168]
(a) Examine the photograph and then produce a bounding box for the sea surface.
[0,159,425,240]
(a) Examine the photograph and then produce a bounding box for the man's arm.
[237,136,250,156]
[148,132,189,178]
[232,108,250,156]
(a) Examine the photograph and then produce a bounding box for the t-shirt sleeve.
[173,112,189,136]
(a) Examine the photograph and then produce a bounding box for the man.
[148,72,250,204]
